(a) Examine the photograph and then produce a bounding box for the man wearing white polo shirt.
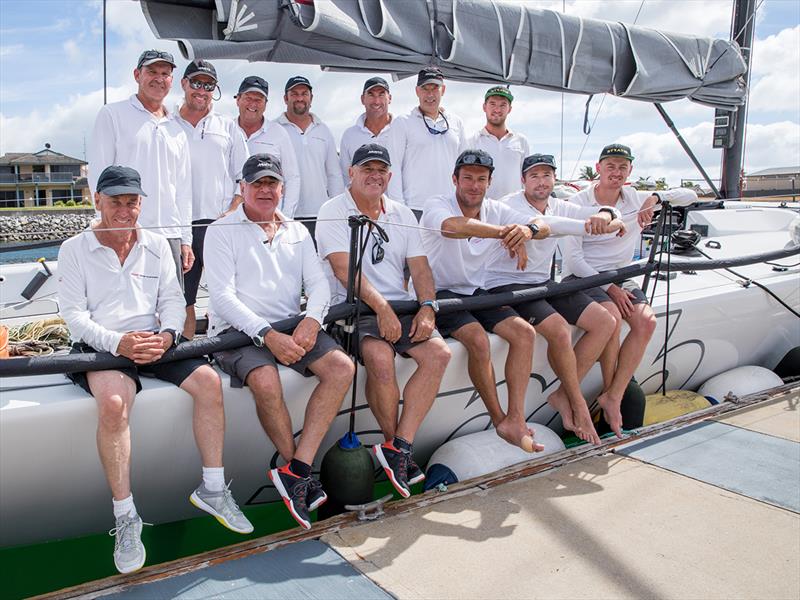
[339,77,406,203]
[397,67,466,219]
[204,154,354,531]
[485,154,624,445]
[174,59,248,339]
[562,143,697,436]
[235,76,301,217]
[88,49,193,287]
[277,75,344,239]
[58,166,252,575]
[421,149,550,453]
[316,143,451,498]
[466,86,530,199]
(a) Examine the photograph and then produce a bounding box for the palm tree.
[579,165,597,181]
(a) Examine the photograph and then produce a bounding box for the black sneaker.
[307,477,328,511]
[269,465,312,529]
[372,443,411,498]
[406,454,425,486]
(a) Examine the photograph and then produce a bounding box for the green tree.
[579,166,597,181]
[655,177,668,191]
[633,176,655,191]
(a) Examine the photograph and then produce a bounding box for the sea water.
[0,244,60,265]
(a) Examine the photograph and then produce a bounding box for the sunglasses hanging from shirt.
[422,110,449,135]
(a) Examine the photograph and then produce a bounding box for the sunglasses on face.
[188,79,216,92]
[370,230,385,265]
[422,111,449,135]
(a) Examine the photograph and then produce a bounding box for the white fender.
[697,365,783,403]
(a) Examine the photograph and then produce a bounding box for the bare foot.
[572,403,601,445]
[496,417,545,453]
[597,391,623,438]
[547,387,576,432]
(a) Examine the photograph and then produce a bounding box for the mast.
[719,0,757,200]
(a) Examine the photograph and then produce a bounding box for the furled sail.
[140,0,747,109]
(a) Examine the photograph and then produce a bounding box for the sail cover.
[140,0,747,109]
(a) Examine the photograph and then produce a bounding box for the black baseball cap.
[136,49,176,69]
[363,76,390,93]
[351,143,391,167]
[236,76,269,98]
[455,149,494,173]
[522,154,556,174]
[242,154,284,183]
[285,75,312,93]
[96,165,147,197]
[417,66,444,87]
[599,143,634,162]
[183,59,217,82]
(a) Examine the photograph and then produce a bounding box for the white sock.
[112,494,137,519]
[203,466,225,492]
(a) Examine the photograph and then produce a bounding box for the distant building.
[0,145,90,208]
[743,166,799,199]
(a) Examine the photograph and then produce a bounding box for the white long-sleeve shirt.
[465,127,529,200]
[277,113,344,218]
[204,204,330,338]
[397,107,466,211]
[173,108,248,221]
[339,113,406,203]
[561,185,698,279]
[239,118,301,218]
[57,227,186,355]
[88,95,193,244]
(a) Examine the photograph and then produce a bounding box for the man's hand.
[638,195,658,229]
[157,331,174,350]
[376,304,402,343]
[116,331,166,364]
[609,218,627,237]
[585,211,612,234]
[510,242,529,271]
[606,284,637,319]
[181,244,195,273]
[292,317,320,353]
[409,305,435,342]
[499,223,531,250]
[264,329,306,365]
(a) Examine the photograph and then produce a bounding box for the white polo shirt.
[397,107,466,211]
[316,190,424,304]
[561,185,697,278]
[239,118,301,218]
[420,193,530,295]
[57,226,185,355]
[339,113,406,203]
[484,191,614,288]
[465,127,529,200]
[173,108,248,221]
[277,113,345,218]
[88,95,193,244]
[204,204,330,338]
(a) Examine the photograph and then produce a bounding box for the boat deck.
[44,388,800,600]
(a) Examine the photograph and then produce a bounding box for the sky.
[1,0,798,188]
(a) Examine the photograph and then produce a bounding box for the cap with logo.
[136,49,176,70]
[455,149,494,173]
[236,76,269,99]
[96,165,148,197]
[285,75,312,93]
[522,154,556,174]
[417,66,445,87]
[242,154,284,183]
[351,143,391,167]
[599,143,634,162]
[183,59,217,82]
[485,85,513,103]
[363,76,390,94]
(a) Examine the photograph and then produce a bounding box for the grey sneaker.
[190,481,254,534]
[109,514,146,574]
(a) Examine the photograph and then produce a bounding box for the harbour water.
[0,243,60,265]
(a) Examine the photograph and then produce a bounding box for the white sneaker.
[109,514,146,574]
[190,481,254,534]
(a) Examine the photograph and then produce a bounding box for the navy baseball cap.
[285,75,312,92]
[363,76,390,93]
[136,49,176,70]
[599,143,635,162]
[183,59,217,82]
[236,76,269,98]
[522,154,557,174]
[352,144,391,167]
[242,154,284,183]
[96,166,147,197]
[417,66,444,87]
[455,149,494,173]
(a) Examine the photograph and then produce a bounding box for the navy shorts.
[357,313,442,357]
[488,282,596,326]
[434,289,519,337]
[183,219,215,306]
[563,276,648,307]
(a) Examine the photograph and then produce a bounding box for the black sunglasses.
[458,153,493,168]
[138,50,175,66]
[422,111,449,135]
[189,79,216,92]
[370,230,385,265]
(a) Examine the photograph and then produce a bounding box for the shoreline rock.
[0,212,94,244]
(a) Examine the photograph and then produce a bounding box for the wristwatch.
[526,222,540,238]
[420,300,440,313]
[252,325,273,348]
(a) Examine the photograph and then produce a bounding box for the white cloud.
[749,25,800,114]
[0,44,24,57]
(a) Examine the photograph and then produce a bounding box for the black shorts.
[213,330,342,388]
[434,289,519,337]
[183,219,215,306]
[357,314,442,358]
[66,342,209,395]
[488,282,596,326]
[564,276,648,307]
